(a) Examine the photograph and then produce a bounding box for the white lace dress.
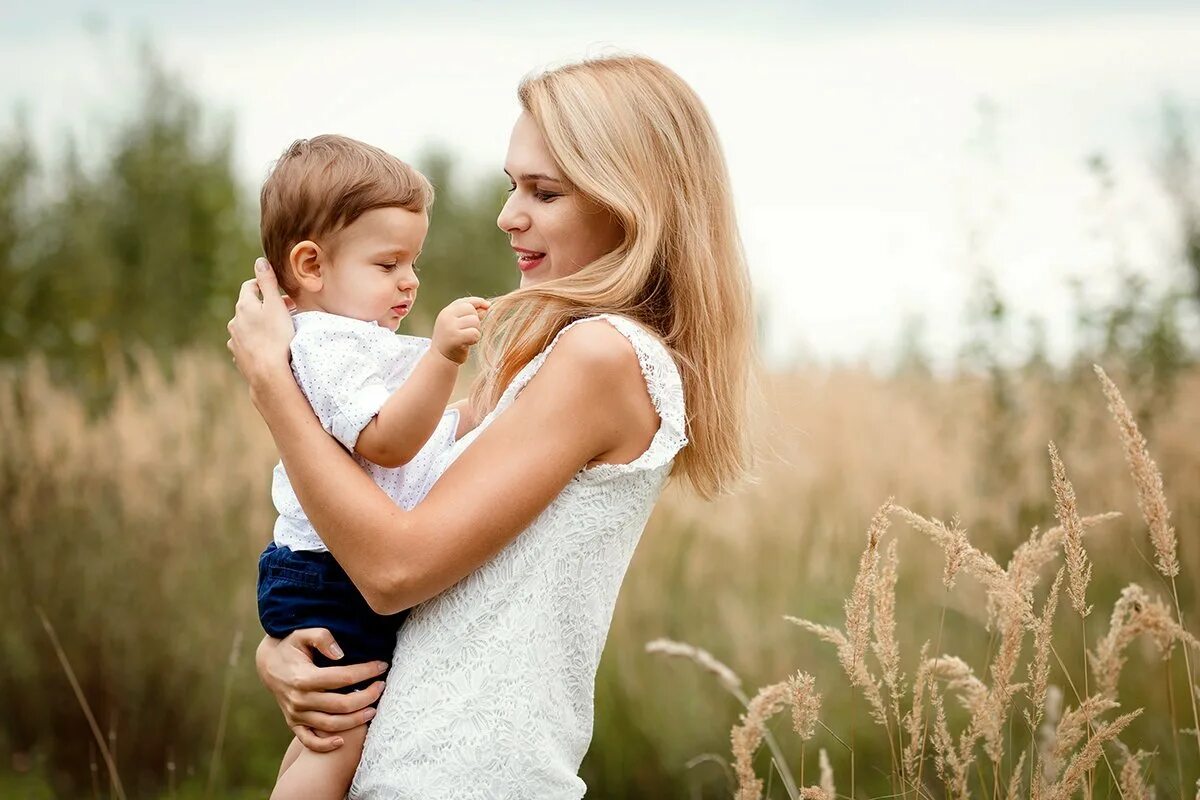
[351,314,688,799]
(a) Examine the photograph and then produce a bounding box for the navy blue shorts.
[257,542,407,695]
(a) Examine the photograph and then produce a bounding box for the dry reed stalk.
[1094,365,1200,767]
[205,627,243,799]
[646,638,801,799]
[1025,569,1064,732]
[1089,583,1200,701]
[902,641,932,777]
[1008,749,1028,800]
[1044,709,1142,800]
[1034,686,1064,798]
[36,607,127,800]
[1002,514,1121,620]
[1115,747,1153,800]
[1049,696,1120,768]
[731,682,791,800]
[1092,366,1178,578]
[645,638,743,695]
[928,682,966,793]
[925,653,1015,794]
[798,788,832,800]
[786,500,894,728]
[818,748,835,799]
[893,506,1031,627]
[979,586,1029,765]
[872,538,903,707]
[787,671,821,740]
[1048,441,1092,618]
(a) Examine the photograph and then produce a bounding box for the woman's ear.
[289,240,324,292]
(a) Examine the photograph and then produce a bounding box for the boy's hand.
[432,297,490,365]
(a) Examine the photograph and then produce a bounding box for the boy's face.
[316,207,428,332]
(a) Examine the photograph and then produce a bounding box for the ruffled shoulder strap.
[493,314,688,475]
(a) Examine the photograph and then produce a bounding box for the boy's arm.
[354,349,458,468]
[355,296,489,468]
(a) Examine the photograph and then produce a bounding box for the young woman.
[227,54,754,798]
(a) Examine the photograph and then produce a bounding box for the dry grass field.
[2,352,1198,798]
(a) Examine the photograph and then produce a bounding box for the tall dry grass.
[636,365,1200,798]
[2,352,1199,797]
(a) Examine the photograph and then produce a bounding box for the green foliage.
[0,54,517,404]
[0,55,258,397]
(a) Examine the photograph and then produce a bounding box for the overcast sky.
[3,1,1198,370]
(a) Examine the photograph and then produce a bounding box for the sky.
[2,1,1199,371]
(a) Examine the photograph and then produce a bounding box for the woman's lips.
[514,249,546,272]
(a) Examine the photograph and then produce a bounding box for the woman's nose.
[496,194,528,233]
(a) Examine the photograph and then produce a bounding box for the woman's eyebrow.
[504,168,562,183]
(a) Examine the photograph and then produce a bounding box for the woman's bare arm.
[253,320,649,614]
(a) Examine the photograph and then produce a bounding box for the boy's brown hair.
[260,134,434,293]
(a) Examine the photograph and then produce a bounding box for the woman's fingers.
[291,725,346,753]
[288,627,345,662]
[289,705,376,733]
[253,258,288,313]
[289,680,385,714]
[236,277,263,312]
[295,661,389,692]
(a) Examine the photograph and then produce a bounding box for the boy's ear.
[289,240,324,292]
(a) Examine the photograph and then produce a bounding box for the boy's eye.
[378,262,397,270]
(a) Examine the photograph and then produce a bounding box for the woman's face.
[497,112,624,288]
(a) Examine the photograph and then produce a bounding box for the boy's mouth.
[391,302,411,316]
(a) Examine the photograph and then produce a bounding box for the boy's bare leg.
[270,724,367,800]
[277,737,305,780]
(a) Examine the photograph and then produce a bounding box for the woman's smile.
[512,246,546,272]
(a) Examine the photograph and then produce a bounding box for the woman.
[227,54,753,797]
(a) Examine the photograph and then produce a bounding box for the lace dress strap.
[494,314,688,477]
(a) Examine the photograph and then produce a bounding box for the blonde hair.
[471,55,755,499]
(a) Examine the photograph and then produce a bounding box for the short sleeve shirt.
[271,311,459,553]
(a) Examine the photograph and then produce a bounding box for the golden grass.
[646,366,1200,798]
[4,352,1200,797]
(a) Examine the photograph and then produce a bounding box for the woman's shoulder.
[539,314,685,417]
[546,315,643,374]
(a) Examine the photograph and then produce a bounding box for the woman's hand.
[227,258,298,399]
[255,630,388,751]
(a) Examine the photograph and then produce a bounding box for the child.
[254,134,489,799]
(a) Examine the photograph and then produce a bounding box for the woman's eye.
[535,191,560,202]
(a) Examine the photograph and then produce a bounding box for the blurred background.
[2,1,1199,797]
